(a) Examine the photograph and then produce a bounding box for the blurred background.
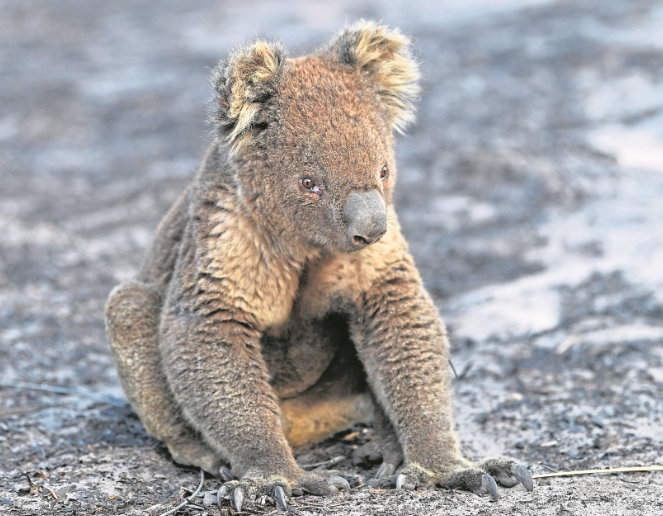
[1,0,663,513]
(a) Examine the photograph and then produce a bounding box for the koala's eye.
[380,165,389,180]
[301,178,315,190]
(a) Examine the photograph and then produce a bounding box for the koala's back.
[137,183,192,294]
[137,144,231,296]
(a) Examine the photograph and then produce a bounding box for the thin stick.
[449,359,459,379]
[327,501,351,508]
[0,381,125,407]
[302,456,345,470]
[0,404,52,417]
[533,466,663,479]
[158,469,205,516]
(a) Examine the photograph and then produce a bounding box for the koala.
[105,20,533,511]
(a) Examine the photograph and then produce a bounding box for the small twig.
[539,464,559,473]
[23,473,35,488]
[23,472,39,495]
[0,404,53,417]
[195,489,218,498]
[342,431,360,441]
[327,501,351,508]
[449,359,459,379]
[302,456,345,470]
[158,469,205,516]
[0,381,125,407]
[46,487,59,500]
[458,361,473,380]
[533,465,663,479]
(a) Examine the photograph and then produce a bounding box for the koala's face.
[210,23,419,253]
[250,58,396,253]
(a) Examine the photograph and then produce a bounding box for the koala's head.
[209,20,420,254]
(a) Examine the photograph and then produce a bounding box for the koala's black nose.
[345,190,388,249]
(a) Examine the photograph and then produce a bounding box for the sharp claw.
[514,465,534,492]
[217,485,228,508]
[482,474,499,500]
[274,485,287,512]
[328,475,351,491]
[219,467,234,482]
[375,462,395,480]
[233,487,245,512]
[396,473,406,490]
[396,473,415,490]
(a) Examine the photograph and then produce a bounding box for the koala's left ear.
[209,40,286,154]
[327,20,421,133]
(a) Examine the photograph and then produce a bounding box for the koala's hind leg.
[105,281,220,474]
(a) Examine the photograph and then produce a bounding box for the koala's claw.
[514,465,534,491]
[328,475,351,491]
[478,458,534,492]
[233,487,245,512]
[217,485,229,509]
[219,466,234,482]
[472,474,499,500]
[375,462,395,480]
[274,485,287,512]
[396,473,416,490]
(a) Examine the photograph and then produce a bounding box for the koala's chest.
[261,312,351,399]
[260,256,362,399]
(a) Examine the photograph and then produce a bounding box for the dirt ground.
[2,0,663,514]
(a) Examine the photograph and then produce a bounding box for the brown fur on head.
[208,21,420,254]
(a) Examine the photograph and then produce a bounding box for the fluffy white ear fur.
[328,20,421,133]
[210,40,286,154]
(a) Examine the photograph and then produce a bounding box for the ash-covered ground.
[1,0,663,514]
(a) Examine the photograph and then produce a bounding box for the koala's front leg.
[159,301,335,507]
[352,254,532,498]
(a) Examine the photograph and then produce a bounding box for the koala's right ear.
[209,40,286,154]
[327,20,420,134]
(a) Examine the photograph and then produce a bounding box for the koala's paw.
[477,457,534,492]
[353,440,404,488]
[218,475,290,512]
[395,458,533,500]
[218,471,349,512]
